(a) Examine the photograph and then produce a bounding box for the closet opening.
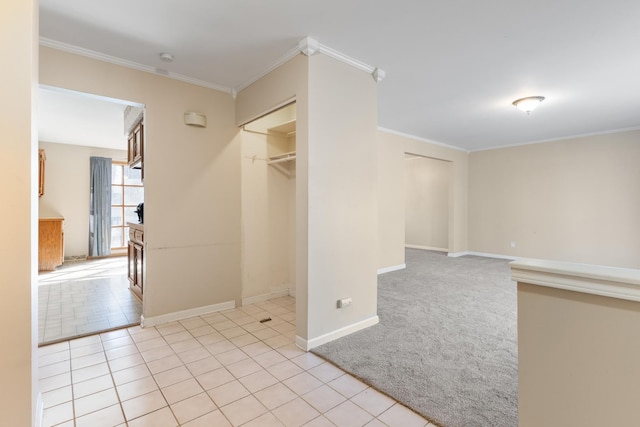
[240,102,297,306]
[404,153,452,253]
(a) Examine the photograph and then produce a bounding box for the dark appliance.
[135,202,143,224]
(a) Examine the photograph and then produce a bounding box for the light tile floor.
[39,257,143,345]
[38,296,434,427]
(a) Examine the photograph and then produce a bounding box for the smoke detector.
[159,52,174,63]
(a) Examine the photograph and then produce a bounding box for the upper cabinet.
[128,120,144,176]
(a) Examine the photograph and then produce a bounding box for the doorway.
[404,153,452,252]
[38,86,144,344]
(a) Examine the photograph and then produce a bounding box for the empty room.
[3,1,640,427]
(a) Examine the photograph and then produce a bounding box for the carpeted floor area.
[312,249,518,427]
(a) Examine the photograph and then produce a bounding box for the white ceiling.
[39,87,128,150]
[39,0,640,151]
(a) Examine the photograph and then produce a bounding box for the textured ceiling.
[39,0,640,151]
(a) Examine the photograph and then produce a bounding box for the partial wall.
[469,130,640,268]
[39,142,127,257]
[305,53,379,345]
[378,130,469,269]
[40,47,242,318]
[0,0,38,425]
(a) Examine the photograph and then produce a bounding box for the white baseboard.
[35,392,44,427]
[242,289,290,306]
[405,244,449,252]
[447,251,470,258]
[295,315,380,351]
[448,250,518,261]
[288,287,296,298]
[377,264,406,275]
[141,300,236,327]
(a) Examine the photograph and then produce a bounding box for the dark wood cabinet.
[127,223,144,301]
[127,120,144,179]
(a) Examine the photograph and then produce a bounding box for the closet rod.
[267,155,296,165]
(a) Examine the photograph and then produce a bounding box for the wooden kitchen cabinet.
[39,218,64,271]
[127,120,144,174]
[127,223,144,301]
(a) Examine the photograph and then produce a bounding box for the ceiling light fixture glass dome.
[512,96,545,114]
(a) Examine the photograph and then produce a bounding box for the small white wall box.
[337,298,353,308]
[184,112,207,127]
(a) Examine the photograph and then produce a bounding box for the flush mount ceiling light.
[512,96,545,114]
[159,52,174,63]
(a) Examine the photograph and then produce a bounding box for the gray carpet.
[312,249,518,427]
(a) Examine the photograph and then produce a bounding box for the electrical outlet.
[337,298,352,308]
[510,241,516,248]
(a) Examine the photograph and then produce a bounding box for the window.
[111,162,144,249]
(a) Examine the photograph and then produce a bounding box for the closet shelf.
[267,151,296,165]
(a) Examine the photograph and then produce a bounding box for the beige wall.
[378,130,469,269]
[404,156,451,250]
[39,141,127,257]
[518,282,640,426]
[0,0,38,425]
[240,130,295,300]
[306,53,379,341]
[469,131,640,268]
[40,47,242,318]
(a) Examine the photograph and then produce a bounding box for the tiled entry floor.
[39,257,142,345]
[38,296,434,427]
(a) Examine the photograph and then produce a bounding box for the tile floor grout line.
[68,343,76,427]
[40,297,432,427]
[103,330,133,427]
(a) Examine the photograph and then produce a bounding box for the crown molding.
[317,41,375,75]
[39,37,233,94]
[298,37,319,56]
[377,126,469,153]
[372,68,386,83]
[234,36,386,95]
[471,126,640,153]
[41,36,387,100]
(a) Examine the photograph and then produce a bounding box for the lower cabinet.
[39,218,64,271]
[127,224,144,301]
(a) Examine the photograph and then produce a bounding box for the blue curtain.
[89,157,112,256]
